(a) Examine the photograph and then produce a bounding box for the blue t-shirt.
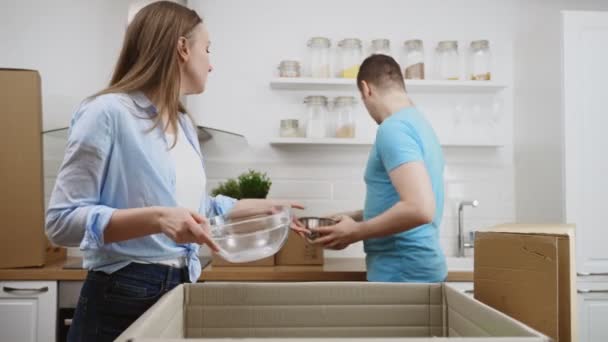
[363,107,446,282]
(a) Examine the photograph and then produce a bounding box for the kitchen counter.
[0,257,473,282]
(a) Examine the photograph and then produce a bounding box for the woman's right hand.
[157,207,220,252]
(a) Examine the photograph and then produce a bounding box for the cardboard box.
[117,282,549,341]
[276,229,324,265]
[0,69,46,268]
[211,254,275,267]
[474,224,576,342]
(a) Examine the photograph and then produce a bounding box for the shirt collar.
[130,91,158,114]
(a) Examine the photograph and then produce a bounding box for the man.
[305,54,446,282]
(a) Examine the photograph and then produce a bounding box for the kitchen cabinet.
[577,281,608,342]
[562,10,608,342]
[0,281,57,342]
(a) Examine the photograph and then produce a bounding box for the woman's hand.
[157,207,220,252]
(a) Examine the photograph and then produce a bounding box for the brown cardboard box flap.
[0,69,46,268]
[117,282,549,341]
[474,224,576,342]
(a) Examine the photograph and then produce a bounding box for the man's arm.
[356,161,435,240]
[313,161,435,249]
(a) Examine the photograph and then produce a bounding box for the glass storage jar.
[307,37,331,78]
[278,60,301,78]
[333,96,356,138]
[370,39,391,56]
[279,119,299,137]
[469,40,491,80]
[304,96,329,138]
[403,39,425,80]
[436,40,460,80]
[338,38,363,79]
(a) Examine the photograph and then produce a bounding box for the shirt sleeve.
[45,98,117,249]
[375,120,423,172]
[204,194,237,218]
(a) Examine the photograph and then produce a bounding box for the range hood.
[43,125,246,146]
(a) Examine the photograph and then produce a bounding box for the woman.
[45,2,300,341]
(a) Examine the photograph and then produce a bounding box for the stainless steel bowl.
[298,217,337,240]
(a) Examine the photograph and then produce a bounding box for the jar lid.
[470,40,489,50]
[371,39,391,49]
[278,60,301,69]
[437,40,458,51]
[280,119,299,128]
[304,95,328,105]
[334,96,357,106]
[307,37,331,48]
[404,39,423,49]
[338,38,362,48]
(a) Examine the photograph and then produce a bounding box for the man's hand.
[311,215,362,250]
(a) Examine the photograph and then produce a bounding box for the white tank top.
[152,124,206,268]
[165,125,206,212]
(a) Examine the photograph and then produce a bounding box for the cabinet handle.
[577,272,608,276]
[577,289,608,294]
[2,286,49,294]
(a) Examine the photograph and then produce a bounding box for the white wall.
[512,1,608,223]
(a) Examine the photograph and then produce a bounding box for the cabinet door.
[563,11,608,274]
[0,281,57,342]
[578,286,608,342]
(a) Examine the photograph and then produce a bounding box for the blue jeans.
[67,263,188,342]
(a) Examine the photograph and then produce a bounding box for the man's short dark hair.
[357,54,406,92]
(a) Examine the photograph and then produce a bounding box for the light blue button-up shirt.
[45,92,236,282]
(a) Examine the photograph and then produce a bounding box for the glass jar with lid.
[370,39,391,56]
[436,40,460,80]
[338,38,363,79]
[279,119,300,137]
[278,60,301,78]
[469,40,491,80]
[333,96,357,138]
[307,37,331,78]
[304,96,329,139]
[403,39,425,80]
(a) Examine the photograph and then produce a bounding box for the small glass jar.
[403,39,425,80]
[469,40,491,80]
[304,96,328,139]
[333,96,357,138]
[279,119,299,137]
[278,60,301,78]
[370,39,391,56]
[307,37,331,78]
[338,38,363,79]
[436,40,460,80]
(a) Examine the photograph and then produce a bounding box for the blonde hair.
[94,1,202,139]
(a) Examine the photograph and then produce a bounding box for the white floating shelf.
[270,137,504,148]
[270,78,507,93]
[270,137,373,146]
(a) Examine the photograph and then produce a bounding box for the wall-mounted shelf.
[270,137,373,146]
[270,78,507,93]
[270,137,504,148]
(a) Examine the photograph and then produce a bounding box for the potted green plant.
[211,169,272,199]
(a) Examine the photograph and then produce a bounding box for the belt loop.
[165,265,173,287]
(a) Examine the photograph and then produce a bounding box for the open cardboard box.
[117,282,549,341]
[474,224,576,342]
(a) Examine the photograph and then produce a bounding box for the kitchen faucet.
[457,200,478,257]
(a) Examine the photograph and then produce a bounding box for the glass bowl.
[208,206,291,263]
